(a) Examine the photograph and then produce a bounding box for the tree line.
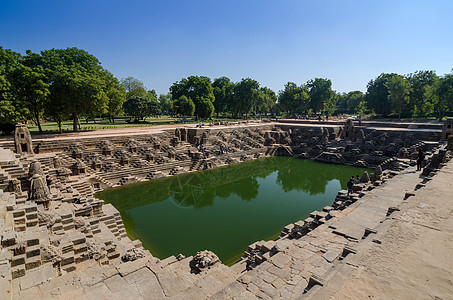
[1,46,452,134]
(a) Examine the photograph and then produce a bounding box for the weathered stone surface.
[209,281,245,300]
[104,274,141,298]
[270,252,292,269]
[322,249,341,263]
[155,268,192,297]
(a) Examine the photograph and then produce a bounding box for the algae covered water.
[96,157,369,265]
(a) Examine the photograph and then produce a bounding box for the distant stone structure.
[14,123,33,155]
[441,118,453,140]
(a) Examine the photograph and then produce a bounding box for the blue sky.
[1,0,452,95]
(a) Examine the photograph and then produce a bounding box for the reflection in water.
[99,157,368,210]
[96,157,371,264]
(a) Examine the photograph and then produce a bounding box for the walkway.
[310,159,453,299]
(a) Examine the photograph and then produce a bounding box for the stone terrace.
[0,120,451,299]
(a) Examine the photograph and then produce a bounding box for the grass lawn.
[26,115,242,134]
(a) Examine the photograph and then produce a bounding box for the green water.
[96,157,369,265]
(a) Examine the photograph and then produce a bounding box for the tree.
[123,96,160,121]
[11,65,49,132]
[307,78,334,114]
[126,86,147,99]
[121,76,145,94]
[197,97,215,119]
[103,70,126,123]
[174,95,195,116]
[159,93,173,114]
[37,47,109,131]
[406,70,438,117]
[212,76,234,117]
[385,74,411,120]
[233,78,260,118]
[170,76,215,119]
[0,47,22,133]
[365,73,396,116]
[256,87,277,113]
[429,72,453,121]
[278,82,309,114]
[337,91,365,114]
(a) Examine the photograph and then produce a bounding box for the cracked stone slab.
[155,268,192,297]
[270,252,292,269]
[135,274,165,300]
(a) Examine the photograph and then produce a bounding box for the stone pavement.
[330,167,422,240]
[308,158,453,299]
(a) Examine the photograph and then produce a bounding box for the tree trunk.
[111,115,115,123]
[58,120,62,134]
[73,112,79,132]
[34,113,43,133]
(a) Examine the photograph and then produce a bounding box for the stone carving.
[375,165,383,180]
[356,129,365,143]
[9,178,22,193]
[29,174,51,208]
[28,160,44,178]
[398,147,409,158]
[14,123,34,155]
[53,157,64,168]
[41,244,63,264]
[360,171,370,183]
[190,250,220,273]
[72,159,87,175]
[121,247,146,262]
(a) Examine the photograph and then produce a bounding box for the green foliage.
[159,93,173,114]
[103,70,126,123]
[307,78,334,114]
[36,47,110,131]
[123,96,161,121]
[121,76,145,92]
[233,78,260,116]
[197,97,215,119]
[11,65,49,132]
[278,82,309,114]
[0,47,22,131]
[213,76,234,116]
[173,95,195,116]
[429,72,453,121]
[170,76,215,119]
[336,91,365,114]
[406,71,438,117]
[385,74,411,119]
[257,87,277,113]
[365,73,396,116]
